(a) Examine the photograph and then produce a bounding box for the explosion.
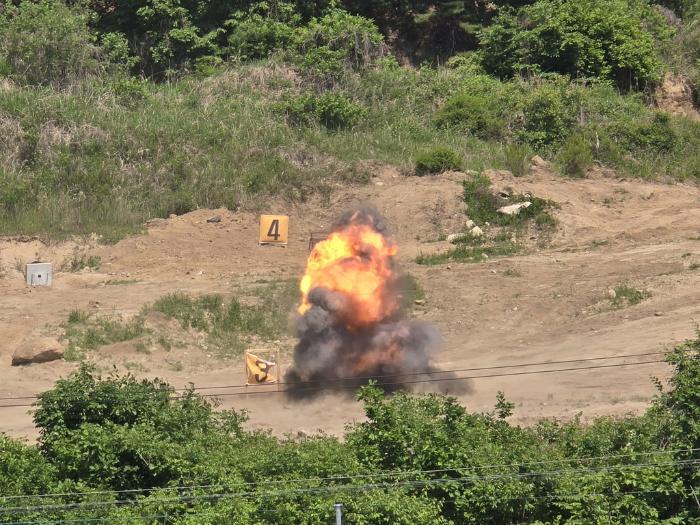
[298,214,398,330]
[285,208,442,396]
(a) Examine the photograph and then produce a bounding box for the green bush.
[518,80,579,148]
[479,0,669,89]
[1,331,700,523]
[296,8,384,70]
[0,435,56,497]
[281,92,366,129]
[100,31,139,74]
[299,45,346,76]
[315,92,366,129]
[433,93,505,139]
[462,172,556,226]
[415,146,463,175]
[0,0,101,87]
[613,112,679,153]
[227,14,297,61]
[558,133,593,177]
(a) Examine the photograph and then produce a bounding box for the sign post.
[259,215,289,246]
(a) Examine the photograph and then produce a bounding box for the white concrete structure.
[26,262,52,286]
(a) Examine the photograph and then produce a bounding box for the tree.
[0,0,101,87]
[479,0,670,89]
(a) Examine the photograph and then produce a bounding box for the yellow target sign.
[259,215,289,245]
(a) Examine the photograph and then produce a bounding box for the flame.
[298,219,398,330]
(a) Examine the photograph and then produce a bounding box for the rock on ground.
[470,226,484,237]
[530,155,549,169]
[498,202,531,216]
[11,337,64,366]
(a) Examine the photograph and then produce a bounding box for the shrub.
[415,146,463,175]
[518,81,579,148]
[0,0,101,87]
[433,93,505,139]
[299,45,346,76]
[100,31,139,74]
[479,0,669,90]
[108,77,150,106]
[462,172,502,223]
[280,92,365,129]
[296,8,384,70]
[558,133,593,177]
[227,15,296,61]
[315,92,366,129]
[0,435,57,496]
[613,112,678,153]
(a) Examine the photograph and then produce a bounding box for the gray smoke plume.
[285,208,470,399]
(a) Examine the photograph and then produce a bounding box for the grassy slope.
[0,60,699,241]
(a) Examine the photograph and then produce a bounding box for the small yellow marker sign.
[259,215,289,245]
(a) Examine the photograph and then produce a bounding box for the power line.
[2,459,698,515]
[0,350,667,403]
[0,516,168,525]
[177,351,669,391]
[3,447,696,503]
[187,359,668,400]
[0,358,668,408]
[1,488,696,525]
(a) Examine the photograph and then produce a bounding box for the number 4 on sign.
[259,215,289,246]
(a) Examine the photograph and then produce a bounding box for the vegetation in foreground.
[0,0,699,240]
[0,333,699,523]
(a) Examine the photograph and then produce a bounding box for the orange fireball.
[298,220,398,329]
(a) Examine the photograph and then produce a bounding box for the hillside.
[2,1,700,524]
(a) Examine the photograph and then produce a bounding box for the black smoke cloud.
[284,207,471,399]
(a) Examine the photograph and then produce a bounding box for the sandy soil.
[1,163,699,440]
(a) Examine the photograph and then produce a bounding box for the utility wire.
[190,359,667,399]
[1,488,696,525]
[0,350,667,403]
[2,459,698,515]
[0,358,668,409]
[3,447,697,503]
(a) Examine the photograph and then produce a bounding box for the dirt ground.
[1,163,699,440]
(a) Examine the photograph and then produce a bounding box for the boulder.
[12,337,64,366]
[530,155,549,169]
[498,202,531,216]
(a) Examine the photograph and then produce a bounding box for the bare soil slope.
[1,165,699,439]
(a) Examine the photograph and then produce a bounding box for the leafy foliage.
[480,0,670,89]
[0,0,694,243]
[281,92,366,129]
[0,0,101,87]
[1,332,700,522]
